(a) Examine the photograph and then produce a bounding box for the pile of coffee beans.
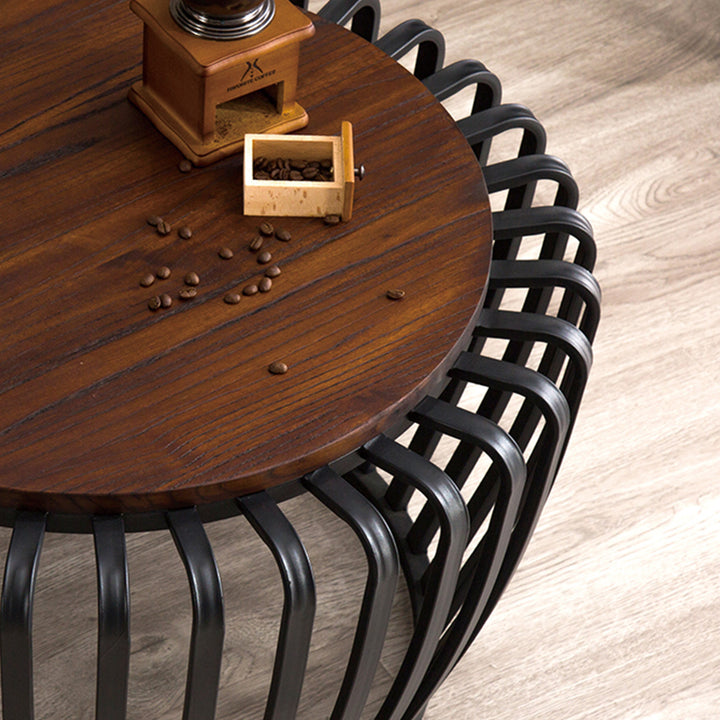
[253,157,334,182]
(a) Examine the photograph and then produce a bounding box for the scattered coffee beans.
[324,214,340,225]
[242,283,259,296]
[178,226,192,240]
[224,292,241,305]
[160,293,173,308]
[257,250,272,264]
[148,295,162,311]
[249,235,264,251]
[178,159,192,173]
[386,288,406,300]
[259,221,274,236]
[275,228,291,242]
[156,266,171,280]
[268,361,288,375]
[140,273,155,288]
[146,215,162,227]
[179,287,197,300]
[184,271,200,286]
[265,264,281,278]
[219,247,234,259]
[157,220,172,236]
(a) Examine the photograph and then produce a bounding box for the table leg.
[0,511,46,720]
[93,515,130,720]
[167,507,225,720]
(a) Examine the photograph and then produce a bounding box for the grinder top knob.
[170,0,275,40]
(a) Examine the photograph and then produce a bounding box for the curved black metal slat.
[488,259,602,342]
[0,511,46,720]
[431,350,570,620]
[476,309,593,474]
[406,397,526,555]
[166,507,224,720]
[479,309,593,400]
[400,398,525,720]
[423,59,502,116]
[304,467,399,720]
[457,103,547,169]
[319,0,381,42]
[492,205,596,271]
[358,436,469,720]
[236,492,315,720]
[482,154,579,209]
[374,19,445,80]
[448,354,569,617]
[92,515,130,720]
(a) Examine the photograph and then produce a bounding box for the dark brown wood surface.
[0,2,491,513]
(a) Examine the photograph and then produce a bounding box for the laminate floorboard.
[2,1,719,718]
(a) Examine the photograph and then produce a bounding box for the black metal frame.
[0,2,599,718]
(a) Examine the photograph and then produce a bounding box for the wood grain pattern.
[2,0,719,719]
[0,9,490,512]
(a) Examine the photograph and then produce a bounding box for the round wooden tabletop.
[0,4,491,514]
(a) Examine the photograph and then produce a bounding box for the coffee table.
[0,3,492,719]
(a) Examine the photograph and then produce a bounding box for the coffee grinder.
[128,0,315,165]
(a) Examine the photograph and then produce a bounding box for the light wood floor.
[4,1,720,718]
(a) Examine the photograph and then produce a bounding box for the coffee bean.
[289,159,307,170]
[259,277,272,293]
[259,221,274,236]
[178,226,192,239]
[178,159,192,173]
[265,264,281,278]
[275,228,291,242]
[254,170,270,180]
[302,166,319,180]
[249,235,264,252]
[289,171,304,181]
[242,283,259,296]
[257,250,272,264]
[160,293,173,308]
[268,361,288,375]
[224,292,241,305]
[179,287,197,300]
[219,247,234,259]
[184,271,200,286]
[140,273,155,288]
[386,288,406,300]
[320,159,332,170]
[148,295,162,311]
[324,214,341,225]
[156,266,171,280]
[254,156,267,170]
[157,220,172,236]
[146,215,162,227]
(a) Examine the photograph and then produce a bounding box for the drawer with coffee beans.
[243,121,362,221]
